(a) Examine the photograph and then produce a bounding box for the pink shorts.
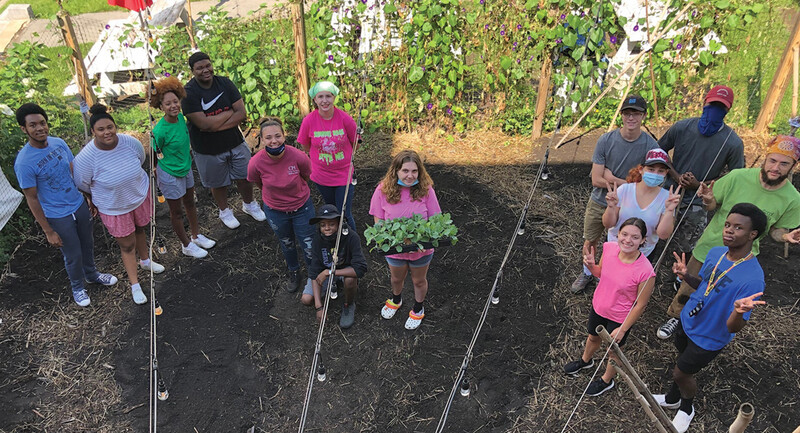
[99,192,153,238]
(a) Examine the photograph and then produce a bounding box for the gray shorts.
[156,165,195,200]
[193,142,251,188]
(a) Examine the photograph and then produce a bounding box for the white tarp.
[0,171,23,232]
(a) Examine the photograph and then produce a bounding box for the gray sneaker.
[285,270,301,293]
[570,273,593,293]
[340,302,355,329]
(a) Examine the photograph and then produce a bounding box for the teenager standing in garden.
[182,51,266,229]
[654,204,768,433]
[370,150,441,330]
[603,149,681,258]
[247,118,315,293]
[151,76,215,258]
[72,105,165,305]
[656,137,800,339]
[657,85,744,293]
[563,218,656,396]
[14,103,118,307]
[571,95,659,294]
[297,81,358,232]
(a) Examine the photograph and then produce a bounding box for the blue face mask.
[642,171,665,187]
[697,104,727,137]
[265,143,285,156]
[397,179,419,187]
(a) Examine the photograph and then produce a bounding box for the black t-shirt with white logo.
[182,75,244,155]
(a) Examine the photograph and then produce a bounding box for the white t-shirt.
[607,182,668,257]
[73,133,149,215]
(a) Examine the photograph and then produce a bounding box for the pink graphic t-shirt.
[369,184,441,261]
[297,108,357,187]
[247,146,312,212]
[592,242,656,323]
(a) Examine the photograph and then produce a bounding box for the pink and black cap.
[643,148,673,170]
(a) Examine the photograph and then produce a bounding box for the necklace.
[704,251,753,297]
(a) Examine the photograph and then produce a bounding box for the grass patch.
[708,0,798,133]
[0,0,118,18]
[39,43,93,95]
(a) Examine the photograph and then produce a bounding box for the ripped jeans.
[262,197,315,272]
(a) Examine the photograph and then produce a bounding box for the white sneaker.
[653,394,681,410]
[181,242,208,258]
[192,234,216,249]
[672,407,695,433]
[72,289,91,307]
[219,208,240,229]
[131,284,147,305]
[140,259,165,274]
[242,201,266,221]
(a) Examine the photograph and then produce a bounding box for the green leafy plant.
[364,213,458,253]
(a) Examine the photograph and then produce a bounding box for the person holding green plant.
[72,105,165,305]
[297,81,358,233]
[150,76,216,259]
[14,103,118,307]
[370,150,441,330]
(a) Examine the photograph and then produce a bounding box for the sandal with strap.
[404,308,425,330]
[381,299,402,319]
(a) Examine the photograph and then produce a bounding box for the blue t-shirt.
[14,137,83,219]
[681,246,765,351]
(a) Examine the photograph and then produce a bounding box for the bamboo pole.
[184,0,198,50]
[754,14,800,133]
[645,0,660,133]
[607,55,646,132]
[56,8,97,107]
[793,45,798,117]
[291,0,311,117]
[728,403,754,433]
[611,363,670,433]
[597,326,679,433]
[532,55,553,138]
[555,1,692,148]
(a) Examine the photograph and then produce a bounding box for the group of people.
[14,51,443,331]
[564,87,800,432]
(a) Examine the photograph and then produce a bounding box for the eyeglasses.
[621,111,644,118]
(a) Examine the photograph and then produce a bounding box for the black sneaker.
[586,378,615,396]
[285,270,301,293]
[340,302,355,329]
[564,358,595,375]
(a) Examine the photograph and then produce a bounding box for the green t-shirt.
[152,114,192,177]
[692,167,800,262]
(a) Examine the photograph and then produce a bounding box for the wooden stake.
[608,55,645,132]
[598,326,679,433]
[184,0,198,50]
[754,14,800,133]
[611,363,670,433]
[532,54,553,139]
[645,0,660,133]
[792,45,798,117]
[291,0,311,117]
[56,9,97,107]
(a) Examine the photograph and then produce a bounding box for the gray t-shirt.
[659,117,744,206]
[590,129,659,206]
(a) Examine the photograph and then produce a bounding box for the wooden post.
[56,10,97,107]
[754,15,800,133]
[532,55,552,139]
[645,0,660,132]
[291,0,311,117]
[598,326,679,433]
[793,45,798,117]
[611,363,670,433]
[184,0,198,50]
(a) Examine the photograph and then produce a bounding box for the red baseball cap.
[704,85,734,110]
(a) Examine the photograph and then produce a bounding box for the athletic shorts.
[587,306,631,346]
[582,199,606,242]
[385,253,434,268]
[674,321,721,374]
[156,165,194,200]
[193,142,251,188]
[99,191,152,238]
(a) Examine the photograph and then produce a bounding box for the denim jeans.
[46,201,100,291]
[262,197,315,272]
[315,183,357,234]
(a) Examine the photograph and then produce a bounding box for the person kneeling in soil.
[653,203,767,433]
[150,76,216,258]
[564,217,656,396]
[303,204,367,329]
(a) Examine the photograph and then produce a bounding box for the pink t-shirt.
[592,242,656,323]
[369,183,442,260]
[247,146,311,212]
[297,108,357,187]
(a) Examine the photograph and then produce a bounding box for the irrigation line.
[298,4,379,431]
[559,53,765,433]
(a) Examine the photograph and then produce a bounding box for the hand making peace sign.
[583,245,597,268]
[733,292,766,314]
[672,252,688,279]
[605,182,619,208]
[697,180,715,203]
[665,185,682,213]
